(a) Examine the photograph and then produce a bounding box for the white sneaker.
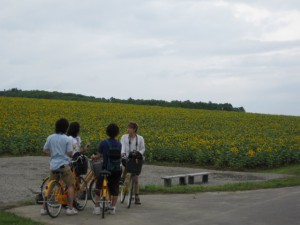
[40,208,47,215]
[66,208,78,215]
[109,206,116,215]
[93,206,101,215]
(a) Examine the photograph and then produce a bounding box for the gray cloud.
[0,0,299,116]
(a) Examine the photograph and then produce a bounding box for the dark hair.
[128,121,138,133]
[67,122,80,138]
[55,118,69,134]
[106,123,120,138]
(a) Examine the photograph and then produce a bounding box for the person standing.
[41,118,78,216]
[120,122,145,205]
[93,123,122,215]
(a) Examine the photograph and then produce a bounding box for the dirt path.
[0,156,288,209]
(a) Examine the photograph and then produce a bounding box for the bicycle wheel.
[40,176,49,199]
[101,196,105,218]
[89,178,97,204]
[74,176,88,211]
[120,183,126,203]
[45,181,63,218]
[126,175,134,208]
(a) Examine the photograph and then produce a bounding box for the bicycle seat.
[51,169,62,174]
[99,170,111,176]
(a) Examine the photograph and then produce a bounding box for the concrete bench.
[161,174,188,187]
[161,172,209,187]
[187,172,209,184]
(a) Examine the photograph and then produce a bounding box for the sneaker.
[66,208,78,215]
[119,177,125,185]
[135,195,141,205]
[93,206,101,215]
[40,208,47,215]
[73,201,81,209]
[108,206,116,215]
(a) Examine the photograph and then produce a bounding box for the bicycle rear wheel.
[101,197,105,218]
[126,175,134,208]
[45,181,63,218]
[40,176,49,199]
[74,176,88,211]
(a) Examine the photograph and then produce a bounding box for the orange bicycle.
[44,166,88,218]
[41,157,101,204]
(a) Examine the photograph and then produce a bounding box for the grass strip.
[0,211,43,225]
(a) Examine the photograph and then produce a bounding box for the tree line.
[0,88,245,112]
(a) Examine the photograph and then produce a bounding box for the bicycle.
[44,164,88,218]
[95,170,112,219]
[40,156,100,204]
[120,151,143,208]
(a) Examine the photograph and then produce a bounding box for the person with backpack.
[93,123,122,215]
[120,122,145,205]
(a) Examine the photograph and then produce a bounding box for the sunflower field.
[1,96,300,169]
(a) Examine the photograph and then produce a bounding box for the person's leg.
[61,165,77,215]
[93,176,103,214]
[67,185,75,209]
[108,172,121,214]
[134,175,141,204]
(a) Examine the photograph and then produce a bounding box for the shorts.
[50,164,74,187]
[96,170,122,196]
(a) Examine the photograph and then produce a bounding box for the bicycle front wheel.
[120,181,127,203]
[126,175,134,208]
[45,181,63,218]
[89,178,97,204]
[74,176,88,211]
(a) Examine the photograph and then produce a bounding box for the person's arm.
[66,137,73,158]
[43,148,51,156]
[138,136,145,155]
[120,135,126,156]
[43,136,51,156]
[81,142,91,152]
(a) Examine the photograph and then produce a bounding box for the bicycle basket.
[90,160,103,177]
[73,155,88,175]
[126,158,143,174]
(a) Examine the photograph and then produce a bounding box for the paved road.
[9,186,300,225]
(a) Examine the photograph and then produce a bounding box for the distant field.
[1,96,300,169]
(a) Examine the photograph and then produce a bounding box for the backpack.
[105,139,121,172]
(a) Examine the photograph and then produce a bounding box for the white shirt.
[69,136,82,156]
[120,134,145,157]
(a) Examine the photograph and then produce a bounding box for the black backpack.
[105,140,121,172]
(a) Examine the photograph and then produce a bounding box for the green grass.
[140,164,300,194]
[0,211,43,225]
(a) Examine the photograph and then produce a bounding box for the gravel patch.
[0,156,288,209]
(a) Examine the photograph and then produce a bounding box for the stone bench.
[161,172,209,187]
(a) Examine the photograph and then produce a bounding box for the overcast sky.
[1,0,300,116]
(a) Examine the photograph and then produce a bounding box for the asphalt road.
[9,186,300,225]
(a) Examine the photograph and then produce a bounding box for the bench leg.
[188,176,194,184]
[164,179,172,187]
[179,177,186,185]
[202,174,208,183]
